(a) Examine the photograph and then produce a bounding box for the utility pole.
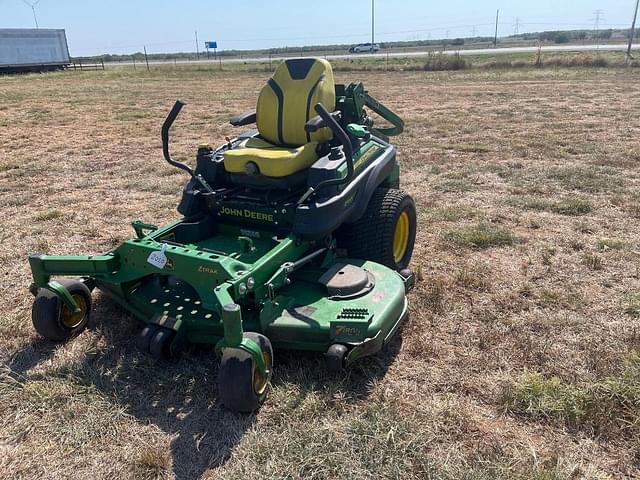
[22,0,42,29]
[195,31,200,60]
[494,9,499,48]
[371,0,375,48]
[627,0,639,61]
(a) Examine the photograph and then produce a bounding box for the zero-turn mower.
[27,58,417,412]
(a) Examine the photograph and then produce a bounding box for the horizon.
[1,0,637,57]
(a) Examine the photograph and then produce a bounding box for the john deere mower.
[27,58,417,412]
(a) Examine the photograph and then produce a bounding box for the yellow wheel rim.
[61,294,87,329]
[254,351,271,396]
[393,211,410,263]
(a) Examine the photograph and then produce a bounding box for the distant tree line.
[72,28,639,62]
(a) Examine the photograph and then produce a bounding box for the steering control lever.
[298,103,355,204]
[161,100,214,194]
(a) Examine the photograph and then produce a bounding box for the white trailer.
[0,28,70,73]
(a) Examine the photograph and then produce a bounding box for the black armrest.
[230,111,256,127]
[305,111,341,133]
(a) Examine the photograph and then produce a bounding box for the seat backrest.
[256,58,336,147]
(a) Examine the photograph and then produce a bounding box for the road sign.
[205,41,217,49]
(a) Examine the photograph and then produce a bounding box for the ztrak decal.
[198,265,217,275]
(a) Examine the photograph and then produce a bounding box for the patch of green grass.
[507,196,551,211]
[33,209,64,221]
[27,107,51,120]
[508,196,592,216]
[0,91,27,102]
[434,178,475,193]
[623,293,640,317]
[442,223,517,249]
[425,206,480,222]
[502,357,640,437]
[596,238,626,251]
[545,166,622,193]
[550,197,592,215]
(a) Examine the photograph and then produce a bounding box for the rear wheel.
[31,279,92,342]
[345,188,417,271]
[218,333,273,413]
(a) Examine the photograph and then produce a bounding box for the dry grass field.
[1,64,640,479]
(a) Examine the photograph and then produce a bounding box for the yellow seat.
[224,137,320,177]
[224,58,336,178]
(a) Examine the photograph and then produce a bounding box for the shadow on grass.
[9,293,402,480]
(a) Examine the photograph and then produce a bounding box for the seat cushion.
[224,137,319,178]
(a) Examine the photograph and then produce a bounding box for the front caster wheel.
[326,344,349,372]
[149,328,175,360]
[136,325,175,360]
[31,279,92,342]
[218,332,273,413]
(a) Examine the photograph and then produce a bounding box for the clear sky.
[1,0,636,56]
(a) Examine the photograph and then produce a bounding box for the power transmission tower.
[514,18,521,35]
[471,25,477,38]
[627,0,639,61]
[592,9,604,48]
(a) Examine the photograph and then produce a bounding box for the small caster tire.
[136,325,158,353]
[32,279,92,343]
[149,328,174,360]
[218,332,273,413]
[326,344,349,372]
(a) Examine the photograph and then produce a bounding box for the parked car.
[349,43,381,53]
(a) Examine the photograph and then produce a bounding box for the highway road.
[106,43,638,68]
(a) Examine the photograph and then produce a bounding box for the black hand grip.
[315,103,353,167]
[303,103,354,199]
[304,114,325,133]
[161,100,194,177]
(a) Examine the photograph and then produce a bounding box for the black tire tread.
[31,279,91,343]
[218,333,273,413]
[345,188,416,270]
[326,343,348,372]
[149,328,174,360]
